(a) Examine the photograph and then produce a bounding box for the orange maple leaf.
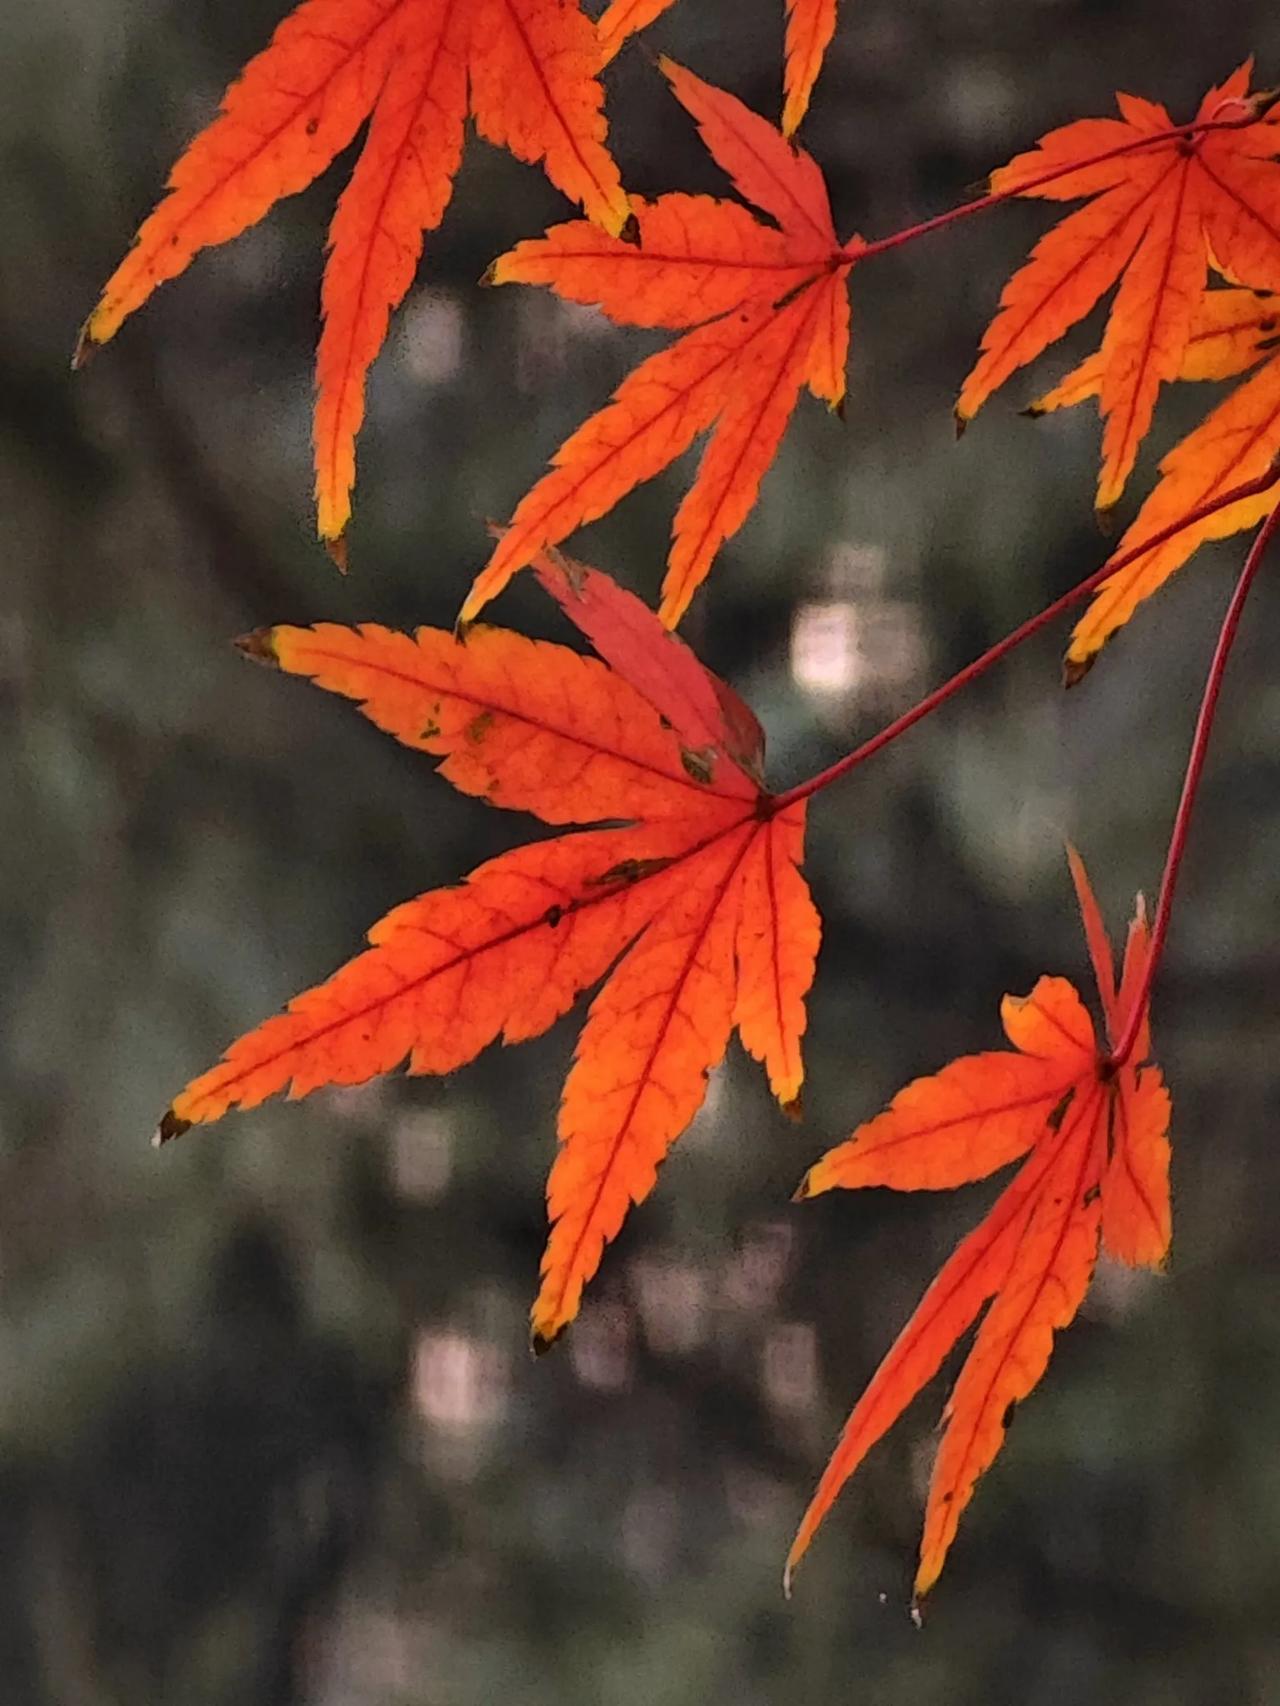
[786,849,1171,1602]
[462,60,858,628]
[594,0,837,136]
[157,555,820,1350]
[958,64,1280,513]
[1060,291,1280,678]
[75,0,630,555]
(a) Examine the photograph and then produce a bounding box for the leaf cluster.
[74,0,1280,1603]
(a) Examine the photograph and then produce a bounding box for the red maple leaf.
[158,555,820,1350]
[959,65,1280,514]
[786,849,1171,1601]
[463,61,858,627]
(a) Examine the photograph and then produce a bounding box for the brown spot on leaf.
[1045,1088,1075,1132]
[587,855,673,889]
[680,745,716,785]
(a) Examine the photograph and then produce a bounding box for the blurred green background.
[5,0,1280,1700]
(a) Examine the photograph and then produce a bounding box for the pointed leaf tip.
[1062,652,1094,690]
[531,1322,563,1357]
[324,533,349,574]
[154,1108,192,1147]
[71,321,99,372]
[234,627,281,667]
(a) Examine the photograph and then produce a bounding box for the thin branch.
[771,465,1280,815]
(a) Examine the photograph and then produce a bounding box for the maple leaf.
[786,849,1171,1602]
[1061,293,1280,679]
[593,0,836,137]
[958,64,1280,513]
[462,60,858,628]
[157,555,820,1350]
[74,0,630,557]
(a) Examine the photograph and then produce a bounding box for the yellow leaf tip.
[457,582,492,628]
[154,1108,192,1147]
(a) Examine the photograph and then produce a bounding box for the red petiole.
[839,104,1276,266]
[774,465,1280,814]
[1107,503,1280,1067]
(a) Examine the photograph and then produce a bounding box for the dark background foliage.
[5,0,1280,1699]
